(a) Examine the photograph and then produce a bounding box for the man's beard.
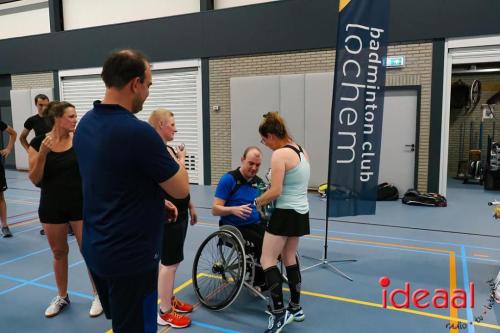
[131,96,144,114]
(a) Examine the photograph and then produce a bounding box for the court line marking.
[461,245,475,333]
[196,210,500,253]
[0,238,78,267]
[164,274,500,331]
[0,219,488,331]
[197,221,468,332]
[0,260,89,298]
[106,276,241,333]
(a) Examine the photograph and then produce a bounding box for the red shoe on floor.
[157,309,191,328]
[172,296,193,313]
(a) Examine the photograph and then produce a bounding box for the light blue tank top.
[275,145,310,214]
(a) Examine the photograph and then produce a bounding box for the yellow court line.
[306,233,453,254]
[198,221,463,333]
[449,253,458,333]
[154,274,500,332]
[106,224,477,333]
[198,221,453,254]
[286,287,500,330]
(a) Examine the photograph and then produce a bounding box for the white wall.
[62,0,199,30]
[0,0,50,40]
[214,0,280,9]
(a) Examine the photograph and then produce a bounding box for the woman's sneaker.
[89,295,103,317]
[157,309,191,328]
[265,309,293,333]
[287,304,305,322]
[45,295,70,317]
[172,296,193,313]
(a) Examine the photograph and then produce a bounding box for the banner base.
[301,254,357,282]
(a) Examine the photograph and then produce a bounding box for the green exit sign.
[384,56,406,68]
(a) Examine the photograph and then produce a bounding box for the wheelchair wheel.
[192,230,246,310]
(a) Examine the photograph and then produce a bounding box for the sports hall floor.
[1,170,500,333]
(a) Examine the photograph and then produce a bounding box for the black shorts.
[266,208,310,237]
[0,163,7,192]
[90,267,158,333]
[161,211,189,266]
[39,188,83,224]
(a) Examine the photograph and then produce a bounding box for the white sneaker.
[45,295,70,317]
[89,295,104,317]
[495,270,500,286]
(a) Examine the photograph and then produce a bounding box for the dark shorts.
[266,208,310,237]
[238,222,266,286]
[39,189,83,224]
[237,222,265,259]
[0,163,7,192]
[161,211,189,266]
[90,267,158,333]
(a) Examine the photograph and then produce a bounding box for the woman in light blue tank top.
[254,112,310,332]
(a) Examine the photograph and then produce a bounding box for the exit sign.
[384,56,406,68]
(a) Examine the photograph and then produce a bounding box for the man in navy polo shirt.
[212,146,266,287]
[74,49,189,333]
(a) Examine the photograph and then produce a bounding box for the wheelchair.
[192,225,298,311]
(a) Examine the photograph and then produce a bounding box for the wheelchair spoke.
[193,230,247,310]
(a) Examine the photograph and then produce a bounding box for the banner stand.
[300,0,390,282]
[300,215,356,281]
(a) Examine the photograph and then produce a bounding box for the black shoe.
[265,310,293,333]
[40,229,45,236]
[1,226,12,238]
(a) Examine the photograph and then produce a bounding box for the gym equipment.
[483,136,500,190]
[455,121,467,179]
[463,149,483,184]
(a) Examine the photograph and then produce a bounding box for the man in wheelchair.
[212,146,266,290]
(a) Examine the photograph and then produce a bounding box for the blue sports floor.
[1,170,500,333]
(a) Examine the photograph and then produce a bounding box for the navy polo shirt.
[214,172,261,227]
[73,103,179,277]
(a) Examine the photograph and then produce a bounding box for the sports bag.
[402,189,447,207]
[377,183,399,201]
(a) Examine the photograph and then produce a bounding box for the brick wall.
[209,42,433,190]
[11,72,53,90]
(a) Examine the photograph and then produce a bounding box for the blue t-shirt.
[73,103,179,277]
[214,171,262,227]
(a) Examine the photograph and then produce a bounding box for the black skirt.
[266,208,310,237]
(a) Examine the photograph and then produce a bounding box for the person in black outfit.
[149,109,197,329]
[27,101,102,318]
[20,94,54,236]
[0,120,17,238]
[20,94,51,151]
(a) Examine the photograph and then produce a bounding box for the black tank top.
[29,135,82,193]
[164,145,190,214]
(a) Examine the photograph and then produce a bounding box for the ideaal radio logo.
[379,276,475,309]
[379,276,498,330]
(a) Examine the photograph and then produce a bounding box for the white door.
[60,66,203,184]
[378,89,418,194]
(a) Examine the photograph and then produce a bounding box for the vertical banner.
[327,0,390,217]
